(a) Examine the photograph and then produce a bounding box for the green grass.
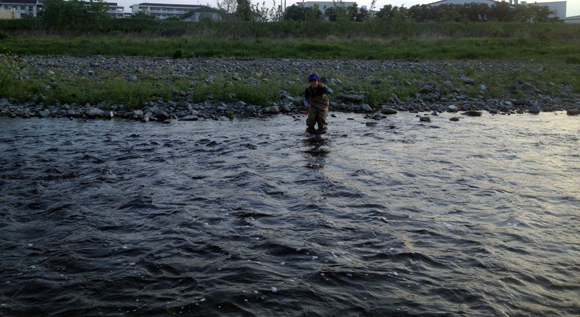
[1,35,580,61]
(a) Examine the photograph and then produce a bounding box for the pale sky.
[117,0,580,18]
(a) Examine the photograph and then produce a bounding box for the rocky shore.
[1,56,579,121]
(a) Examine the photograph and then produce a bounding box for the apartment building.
[0,0,42,17]
[130,2,218,20]
[104,2,123,18]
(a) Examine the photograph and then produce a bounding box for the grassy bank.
[1,35,580,61]
[1,53,579,111]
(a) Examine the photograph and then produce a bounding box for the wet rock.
[104,111,114,119]
[361,104,372,112]
[463,111,482,116]
[141,116,149,122]
[528,105,541,114]
[419,116,431,122]
[567,108,580,116]
[380,107,397,115]
[450,117,460,121]
[155,109,169,120]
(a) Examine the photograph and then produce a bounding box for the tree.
[43,0,110,31]
[529,4,552,22]
[283,4,321,21]
[237,0,252,21]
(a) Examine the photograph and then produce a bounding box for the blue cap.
[308,73,319,81]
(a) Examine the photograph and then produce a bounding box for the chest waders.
[307,87,329,131]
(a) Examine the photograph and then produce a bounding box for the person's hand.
[306,105,310,111]
[318,83,325,88]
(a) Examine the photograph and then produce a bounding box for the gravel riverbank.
[1,56,580,121]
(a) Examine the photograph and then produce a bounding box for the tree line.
[283,1,557,23]
[37,0,559,33]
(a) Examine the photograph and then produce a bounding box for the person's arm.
[318,83,333,94]
[304,88,310,107]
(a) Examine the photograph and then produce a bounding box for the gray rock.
[39,109,51,118]
[528,105,541,114]
[380,107,397,115]
[447,105,459,112]
[419,116,431,122]
[361,104,372,112]
[342,95,364,103]
[86,107,105,117]
[281,104,291,113]
[567,109,580,116]
[463,78,475,85]
[478,84,487,91]
[236,101,247,107]
[449,117,460,121]
[181,115,199,121]
[133,110,143,116]
[104,111,114,119]
[155,109,169,120]
[267,106,280,114]
[460,104,470,111]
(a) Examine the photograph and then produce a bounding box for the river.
[0,112,579,316]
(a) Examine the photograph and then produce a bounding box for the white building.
[520,1,566,20]
[104,2,124,18]
[0,0,42,18]
[130,3,219,20]
[428,0,498,6]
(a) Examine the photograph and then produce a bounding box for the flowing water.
[0,112,579,316]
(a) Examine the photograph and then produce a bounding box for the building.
[564,15,579,23]
[0,0,42,18]
[130,3,219,20]
[0,8,20,19]
[427,0,566,20]
[295,1,356,15]
[104,2,124,18]
[520,1,566,20]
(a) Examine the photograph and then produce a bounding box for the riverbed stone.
[342,95,363,103]
[420,116,431,122]
[86,107,104,117]
[463,111,482,116]
[567,108,580,116]
[447,105,459,112]
[380,107,397,115]
[361,104,372,112]
[528,105,541,114]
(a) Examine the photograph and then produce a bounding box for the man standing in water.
[305,73,333,134]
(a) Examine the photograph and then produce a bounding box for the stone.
[155,109,169,120]
[281,104,291,113]
[267,106,280,114]
[447,105,459,112]
[449,117,460,121]
[86,107,104,117]
[567,109,580,116]
[105,111,114,119]
[342,95,364,103]
[39,109,51,118]
[361,104,372,112]
[181,115,199,121]
[380,107,397,115]
[142,116,149,122]
[419,116,431,122]
[236,101,247,107]
[463,111,482,116]
[528,105,541,114]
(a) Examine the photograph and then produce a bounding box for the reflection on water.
[0,112,579,316]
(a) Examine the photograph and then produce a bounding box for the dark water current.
[1,112,579,316]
